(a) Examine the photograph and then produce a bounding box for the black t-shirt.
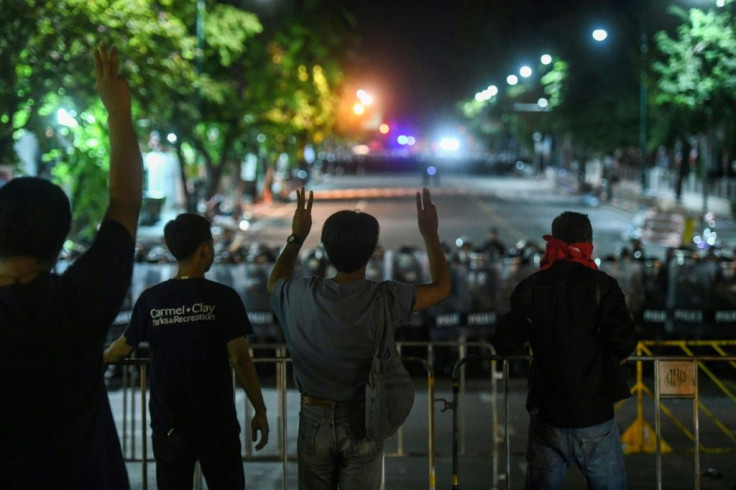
[125,277,253,437]
[0,220,134,489]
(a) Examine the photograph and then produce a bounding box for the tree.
[1,0,355,238]
[0,0,202,240]
[652,5,736,176]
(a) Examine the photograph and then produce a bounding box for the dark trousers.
[152,429,244,490]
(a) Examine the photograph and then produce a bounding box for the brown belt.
[300,394,365,408]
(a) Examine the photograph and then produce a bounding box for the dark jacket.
[492,261,637,428]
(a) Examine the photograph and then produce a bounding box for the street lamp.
[592,26,649,194]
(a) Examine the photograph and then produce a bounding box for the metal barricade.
[110,358,150,490]
[108,353,438,490]
[397,340,496,457]
[622,340,736,455]
[448,353,736,490]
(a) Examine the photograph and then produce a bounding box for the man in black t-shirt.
[0,43,142,488]
[105,213,269,490]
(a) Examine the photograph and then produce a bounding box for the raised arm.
[93,42,143,239]
[267,187,313,292]
[413,188,451,311]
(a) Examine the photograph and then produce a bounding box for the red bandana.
[539,235,598,271]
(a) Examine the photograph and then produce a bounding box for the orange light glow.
[379,123,390,134]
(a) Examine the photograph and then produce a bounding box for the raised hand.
[416,187,438,238]
[93,41,131,117]
[292,187,314,241]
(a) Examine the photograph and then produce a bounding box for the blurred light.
[475,84,499,102]
[166,132,177,144]
[296,169,308,179]
[379,123,390,134]
[356,89,373,106]
[592,28,608,42]
[353,103,365,115]
[537,98,549,109]
[304,145,315,164]
[506,74,519,86]
[519,65,533,78]
[439,137,460,152]
[352,144,370,155]
[56,108,78,128]
[406,136,416,146]
[426,166,437,176]
[256,133,266,143]
[238,219,251,232]
[397,135,409,145]
[540,54,552,65]
[717,0,725,6]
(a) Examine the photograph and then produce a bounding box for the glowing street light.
[506,74,519,86]
[540,54,553,65]
[592,28,609,42]
[519,65,533,78]
[356,89,373,106]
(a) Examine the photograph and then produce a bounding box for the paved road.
[240,173,639,260]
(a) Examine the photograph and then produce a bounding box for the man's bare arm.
[93,42,142,239]
[227,336,270,450]
[267,188,313,292]
[413,188,451,311]
[103,335,134,364]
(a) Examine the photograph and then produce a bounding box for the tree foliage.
[1,0,354,239]
[652,5,736,156]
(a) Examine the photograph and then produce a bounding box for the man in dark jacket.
[492,211,637,490]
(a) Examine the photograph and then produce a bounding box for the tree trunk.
[174,142,195,213]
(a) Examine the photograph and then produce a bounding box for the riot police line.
[58,243,736,345]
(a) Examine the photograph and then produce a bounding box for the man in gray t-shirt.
[268,187,451,490]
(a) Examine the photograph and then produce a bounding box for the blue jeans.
[525,414,627,490]
[298,403,383,490]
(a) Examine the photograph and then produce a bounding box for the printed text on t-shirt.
[149,303,216,326]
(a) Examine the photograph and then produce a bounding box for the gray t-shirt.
[270,277,416,401]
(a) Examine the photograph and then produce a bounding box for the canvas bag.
[364,284,415,441]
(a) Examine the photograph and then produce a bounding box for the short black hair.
[551,211,593,244]
[164,214,212,261]
[0,177,71,262]
[321,210,379,273]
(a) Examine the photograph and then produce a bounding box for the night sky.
[340,0,647,130]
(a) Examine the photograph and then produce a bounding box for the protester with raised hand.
[0,42,142,488]
[268,187,450,489]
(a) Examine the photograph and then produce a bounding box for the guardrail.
[107,351,441,490]
[448,352,736,490]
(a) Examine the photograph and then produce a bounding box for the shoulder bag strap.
[373,283,396,358]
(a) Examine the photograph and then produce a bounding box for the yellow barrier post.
[621,343,671,454]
